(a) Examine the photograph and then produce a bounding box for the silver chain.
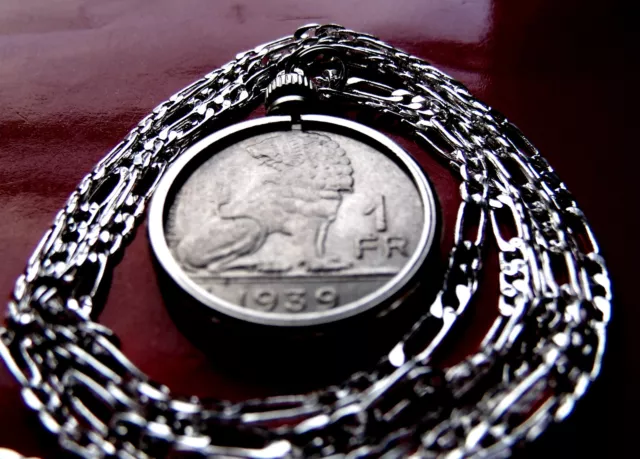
[0,24,610,458]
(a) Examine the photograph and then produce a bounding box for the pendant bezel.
[148,114,438,328]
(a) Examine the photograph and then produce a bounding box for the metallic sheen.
[0,24,611,458]
[149,115,436,327]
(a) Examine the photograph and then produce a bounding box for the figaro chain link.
[0,24,610,458]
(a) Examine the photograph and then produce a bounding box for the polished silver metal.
[0,24,611,458]
[265,71,317,114]
[149,114,436,327]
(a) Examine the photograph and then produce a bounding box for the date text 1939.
[241,286,339,312]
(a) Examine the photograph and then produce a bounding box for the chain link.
[0,24,610,458]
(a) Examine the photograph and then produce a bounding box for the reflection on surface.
[0,0,630,456]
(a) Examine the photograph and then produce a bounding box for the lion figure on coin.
[175,132,354,273]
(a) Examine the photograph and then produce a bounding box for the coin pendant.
[149,114,438,328]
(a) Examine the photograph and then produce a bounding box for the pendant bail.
[265,69,317,115]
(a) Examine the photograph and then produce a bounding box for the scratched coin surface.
[151,116,437,326]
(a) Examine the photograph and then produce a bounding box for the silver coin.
[148,115,437,327]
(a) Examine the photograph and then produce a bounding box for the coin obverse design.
[149,115,437,327]
[0,27,611,457]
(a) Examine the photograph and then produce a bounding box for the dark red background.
[0,1,634,457]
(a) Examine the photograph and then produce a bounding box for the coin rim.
[148,114,437,327]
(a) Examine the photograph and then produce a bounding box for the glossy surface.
[152,116,435,327]
[0,1,632,457]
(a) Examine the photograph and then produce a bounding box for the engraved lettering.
[355,234,379,259]
[364,194,387,232]
[253,289,277,311]
[386,236,409,258]
[166,129,429,320]
[315,286,338,309]
[284,288,307,312]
